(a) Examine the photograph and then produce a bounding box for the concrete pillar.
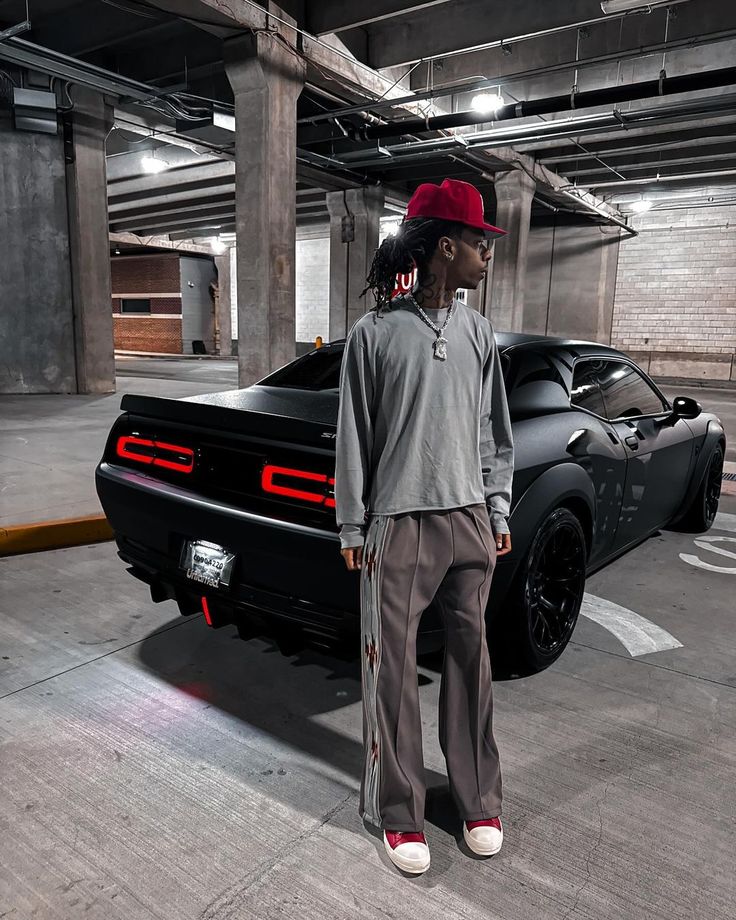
[0,87,114,394]
[488,169,536,332]
[214,252,233,356]
[66,88,115,393]
[224,17,305,387]
[326,185,385,340]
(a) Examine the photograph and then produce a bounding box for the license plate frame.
[180,539,236,590]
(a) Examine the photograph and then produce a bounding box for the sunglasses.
[462,234,493,255]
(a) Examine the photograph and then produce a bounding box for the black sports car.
[95,333,726,675]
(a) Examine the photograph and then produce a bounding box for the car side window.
[571,361,606,416]
[258,348,343,390]
[596,360,668,420]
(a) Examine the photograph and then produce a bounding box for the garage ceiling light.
[210,236,227,254]
[141,154,169,174]
[471,92,505,115]
[600,0,690,13]
[630,199,654,213]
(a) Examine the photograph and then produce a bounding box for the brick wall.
[111,253,183,353]
[113,316,182,353]
[111,253,180,294]
[612,203,736,381]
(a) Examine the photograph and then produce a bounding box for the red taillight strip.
[152,440,195,474]
[117,435,155,465]
[116,435,194,474]
[201,596,213,626]
[262,464,335,507]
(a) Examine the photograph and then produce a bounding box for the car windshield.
[261,345,511,392]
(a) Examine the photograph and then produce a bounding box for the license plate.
[180,539,236,589]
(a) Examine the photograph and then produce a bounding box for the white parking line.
[580,593,684,657]
[678,512,736,574]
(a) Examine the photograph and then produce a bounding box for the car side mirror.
[670,395,701,419]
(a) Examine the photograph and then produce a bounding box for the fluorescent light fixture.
[141,154,168,174]
[210,236,227,254]
[470,92,505,115]
[630,198,653,213]
[600,0,689,14]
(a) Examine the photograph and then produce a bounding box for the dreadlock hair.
[360,217,467,313]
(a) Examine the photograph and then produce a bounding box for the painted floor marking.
[580,593,683,657]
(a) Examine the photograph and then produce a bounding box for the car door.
[593,359,695,549]
[569,360,629,563]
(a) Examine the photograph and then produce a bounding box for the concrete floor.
[0,358,238,526]
[2,495,736,917]
[0,356,734,527]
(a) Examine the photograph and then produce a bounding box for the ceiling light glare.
[470,92,505,115]
[630,198,653,213]
[600,0,688,13]
[210,236,227,254]
[141,155,168,174]
[382,218,402,237]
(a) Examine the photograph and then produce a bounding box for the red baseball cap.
[404,178,506,238]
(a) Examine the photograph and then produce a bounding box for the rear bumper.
[95,462,511,649]
[96,462,369,644]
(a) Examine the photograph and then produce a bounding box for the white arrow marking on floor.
[580,593,683,657]
[679,535,736,574]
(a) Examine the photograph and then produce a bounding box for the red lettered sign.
[392,268,417,297]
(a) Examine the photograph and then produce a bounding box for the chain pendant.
[434,336,448,360]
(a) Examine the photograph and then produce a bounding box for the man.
[334,178,514,875]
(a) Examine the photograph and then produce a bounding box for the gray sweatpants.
[358,503,502,832]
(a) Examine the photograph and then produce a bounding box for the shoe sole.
[382,833,430,874]
[463,824,503,856]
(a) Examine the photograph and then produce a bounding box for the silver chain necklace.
[403,292,456,360]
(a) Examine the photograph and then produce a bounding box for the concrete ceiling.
[2,0,735,237]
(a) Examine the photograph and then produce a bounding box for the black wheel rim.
[527,522,586,655]
[705,450,723,525]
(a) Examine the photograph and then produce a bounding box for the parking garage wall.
[612,202,736,383]
[228,226,331,355]
[296,223,330,347]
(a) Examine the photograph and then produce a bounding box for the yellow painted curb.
[0,515,114,557]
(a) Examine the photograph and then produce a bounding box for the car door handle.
[624,435,639,450]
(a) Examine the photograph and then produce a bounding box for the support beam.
[488,169,536,332]
[214,252,233,356]
[326,186,385,340]
[307,0,453,36]
[0,90,114,394]
[66,88,116,394]
[224,21,305,387]
[110,231,215,254]
[146,0,419,105]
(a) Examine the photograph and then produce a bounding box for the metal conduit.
[354,66,736,143]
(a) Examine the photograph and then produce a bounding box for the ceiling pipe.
[329,95,736,170]
[353,66,736,143]
[299,26,736,125]
[574,168,736,189]
[0,36,168,101]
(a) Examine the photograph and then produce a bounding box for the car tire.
[677,445,724,532]
[497,507,587,677]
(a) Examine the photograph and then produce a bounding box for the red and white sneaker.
[463,817,503,856]
[382,830,431,874]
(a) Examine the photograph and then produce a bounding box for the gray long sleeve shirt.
[334,295,514,549]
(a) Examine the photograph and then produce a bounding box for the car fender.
[503,462,596,583]
[670,417,726,524]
